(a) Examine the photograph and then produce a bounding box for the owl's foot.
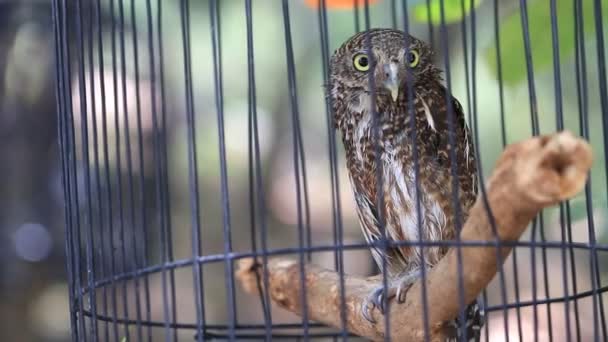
[361,283,397,323]
[361,271,420,323]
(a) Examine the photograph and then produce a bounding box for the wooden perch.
[235,131,593,341]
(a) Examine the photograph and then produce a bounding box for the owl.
[328,29,484,340]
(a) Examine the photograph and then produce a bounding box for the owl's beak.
[382,63,400,102]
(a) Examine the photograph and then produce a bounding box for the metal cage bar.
[52,0,608,341]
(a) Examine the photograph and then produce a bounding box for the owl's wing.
[447,94,478,202]
[388,85,478,238]
[349,172,411,274]
[350,176,385,271]
[425,86,479,213]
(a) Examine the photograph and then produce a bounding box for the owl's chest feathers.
[341,92,439,163]
[344,108,449,270]
[347,108,401,166]
[345,101,433,177]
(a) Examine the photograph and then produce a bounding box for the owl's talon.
[394,270,421,303]
[361,284,397,323]
[372,285,395,313]
[395,282,414,303]
[361,302,376,323]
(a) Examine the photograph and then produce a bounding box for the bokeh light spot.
[13,223,53,262]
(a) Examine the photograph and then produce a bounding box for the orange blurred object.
[305,0,381,10]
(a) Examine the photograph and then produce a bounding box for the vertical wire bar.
[465,2,514,342]
[518,0,540,135]
[74,2,94,339]
[75,0,100,339]
[317,0,347,338]
[492,1,524,339]
[438,1,467,340]
[401,2,430,341]
[300,139,313,263]
[493,0,508,149]
[93,0,121,338]
[542,1,568,323]
[390,0,397,29]
[539,215,554,342]
[291,32,312,264]
[518,2,541,340]
[208,1,238,339]
[541,3,562,329]
[572,1,588,339]
[361,3,390,340]
[483,291,490,342]
[55,19,79,342]
[246,83,265,335]
[294,56,313,263]
[591,0,608,338]
[492,0,523,341]
[530,218,540,342]
[117,0,145,338]
[178,0,207,340]
[280,1,310,337]
[596,0,608,214]
[66,49,88,340]
[469,1,512,340]
[281,5,314,270]
[561,202,580,341]
[53,2,79,340]
[589,0,608,340]
[85,2,110,339]
[318,0,341,276]
[143,0,173,340]
[530,226,540,337]
[504,172,523,339]
[458,0,473,126]
[59,8,86,340]
[244,0,273,338]
[425,0,435,48]
[108,0,132,337]
[128,2,153,339]
[156,0,180,339]
[548,16,569,333]
[109,0,133,337]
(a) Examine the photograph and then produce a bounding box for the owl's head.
[328,29,439,128]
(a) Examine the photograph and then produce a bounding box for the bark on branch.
[236,131,593,341]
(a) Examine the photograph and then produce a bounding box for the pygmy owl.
[328,28,484,340]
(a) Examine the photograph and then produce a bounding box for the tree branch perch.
[236,131,593,341]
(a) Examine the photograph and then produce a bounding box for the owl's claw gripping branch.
[362,283,397,323]
[235,131,592,342]
[361,271,419,323]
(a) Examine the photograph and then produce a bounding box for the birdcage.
[52,0,607,341]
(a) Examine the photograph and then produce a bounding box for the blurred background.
[2,0,608,341]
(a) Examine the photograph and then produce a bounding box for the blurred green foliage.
[413,0,483,24]
[485,0,607,85]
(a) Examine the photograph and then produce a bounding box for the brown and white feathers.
[329,28,477,274]
[328,28,482,339]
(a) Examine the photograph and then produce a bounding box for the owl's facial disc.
[382,62,400,102]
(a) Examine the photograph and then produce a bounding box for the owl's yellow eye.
[353,53,370,72]
[405,50,420,68]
